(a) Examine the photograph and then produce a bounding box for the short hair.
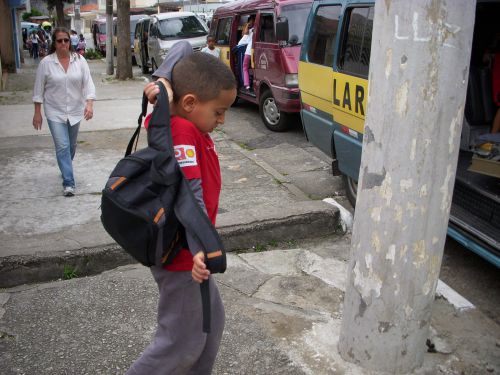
[171,52,236,102]
[207,35,215,42]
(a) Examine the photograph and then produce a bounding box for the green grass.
[237,142,255,151]
[63,265,78,280]
[254,243,267,252]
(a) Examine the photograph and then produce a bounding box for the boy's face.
[207,38,215,49]
[181,88,237,133]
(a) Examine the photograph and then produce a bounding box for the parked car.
[134,17,151,73]
[298,0,500,267]
[146,12,208,72]
[21,22,40,48]
[113,14,148,64]
[91,18,115,55]
[210,0,313,131]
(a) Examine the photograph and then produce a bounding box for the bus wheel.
[343,174,358,208]
[259,90,289,132]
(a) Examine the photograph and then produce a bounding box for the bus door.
[332,5,373,181]
[253,11,280,89]
[299,3,343,158]
[212,16,233,67]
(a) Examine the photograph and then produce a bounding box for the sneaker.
[63,186,75,197]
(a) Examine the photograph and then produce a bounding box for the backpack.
[100,82,226,332]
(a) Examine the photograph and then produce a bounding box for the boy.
[201,36,221,58]
[127,51,236,375]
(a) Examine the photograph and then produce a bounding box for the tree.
[0,0,15,72]
[46,0,74,28]
[116,0,132,80]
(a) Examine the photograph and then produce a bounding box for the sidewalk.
[0,57,339,287]
[1,56,498,375]
[1,235,499,374]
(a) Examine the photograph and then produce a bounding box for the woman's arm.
[33,102,43,130]
[81,59,96,121]
[32,61,45,130]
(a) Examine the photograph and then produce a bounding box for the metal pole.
[105,0,114,75]
[338,0,476,373]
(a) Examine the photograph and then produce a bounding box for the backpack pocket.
[101,190,159,266]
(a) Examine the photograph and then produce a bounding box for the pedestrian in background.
[76,33,86,55]
[201,36,220,58]
[32,27,96,197]
[70,30,79,50]
[30,31,40,59]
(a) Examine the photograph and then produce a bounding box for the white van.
[147,12,208,71]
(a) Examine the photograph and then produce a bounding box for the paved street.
[0,55,499,374]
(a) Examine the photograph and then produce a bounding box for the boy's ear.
[180,94,198,113]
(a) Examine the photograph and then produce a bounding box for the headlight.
[160,48,169,57]
[285,74,298,88]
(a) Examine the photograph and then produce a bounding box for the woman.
[32,27,96,196]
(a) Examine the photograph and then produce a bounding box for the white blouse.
[33,53,96,126]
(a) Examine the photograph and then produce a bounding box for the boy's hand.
[192,251,210,283]
[144,79,174,106]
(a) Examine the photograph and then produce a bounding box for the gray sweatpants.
[126,267,225,375]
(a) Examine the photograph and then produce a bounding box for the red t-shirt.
[145,114,221,271]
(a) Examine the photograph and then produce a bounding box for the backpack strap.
[125,93,149,156]
[147,81,172,152]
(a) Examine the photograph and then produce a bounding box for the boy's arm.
[184,178,207,254]
[185,178,211,283]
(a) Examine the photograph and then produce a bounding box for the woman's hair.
[49,27,76,55]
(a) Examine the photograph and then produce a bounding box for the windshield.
[280,3,311,45]
[157,16,207,39]
[98,24,106,34]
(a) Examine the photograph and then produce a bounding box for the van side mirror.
[275,17,289,43]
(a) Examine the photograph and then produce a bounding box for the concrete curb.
[0,205,339,288]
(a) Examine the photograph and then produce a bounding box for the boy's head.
[207,36,216,49]
[172,52,236,133]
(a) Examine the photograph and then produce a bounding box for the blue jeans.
[47,119,80,188]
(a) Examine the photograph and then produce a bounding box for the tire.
[259,90,290,132]
[343,174,358,208]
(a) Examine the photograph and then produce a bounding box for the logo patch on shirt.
[174,145,197,167]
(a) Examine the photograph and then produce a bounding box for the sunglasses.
[56,38,70,44]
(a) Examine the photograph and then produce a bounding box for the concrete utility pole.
[338,0,476,373]
[106,0,114,75]
[74,0,81,34]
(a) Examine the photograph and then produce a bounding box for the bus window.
[259,14,276,43]
[280,3,312,45]
[216,17,232,45]
[339,6,374,78]
[307,5,341,66]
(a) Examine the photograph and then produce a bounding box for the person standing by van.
[240,15,255,92]
[202,36,221,58]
